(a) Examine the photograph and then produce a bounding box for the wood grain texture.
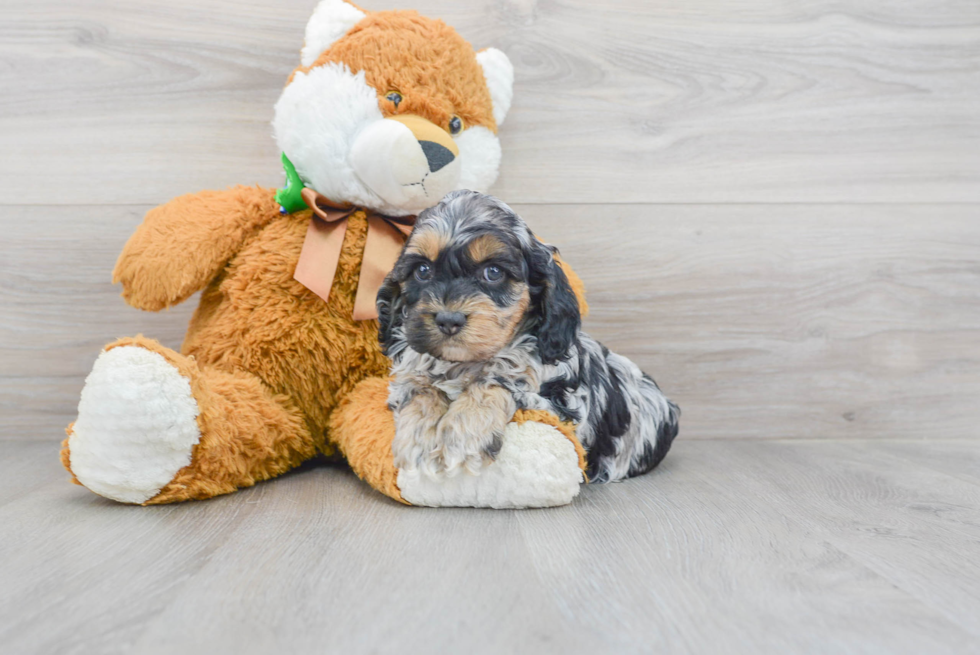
[1,439,979,654]
[0,205,193,439]
[3,203,978,441]
[0,0,978,204]
[525,203,980,440]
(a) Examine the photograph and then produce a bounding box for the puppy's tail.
[625,374,680,479]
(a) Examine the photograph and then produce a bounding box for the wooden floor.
[1,439,979,654]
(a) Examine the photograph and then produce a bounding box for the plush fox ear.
[476,48,515,126]
[300,0,368,67]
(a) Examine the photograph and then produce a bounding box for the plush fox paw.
[66,346,201,504]
[332,377,587,509]
[396,420,584,509]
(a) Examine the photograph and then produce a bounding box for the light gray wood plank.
[0,205,194,440]
[524,202,980,441]
[514,440,980,652]
[692,439,980,637]
[0,0,977,205]
[3,203,978,441]
[2,440,979,654]
[0,458,262,654]
[0,441,64,508]
[872,439,980,485]
[129,473,600,655]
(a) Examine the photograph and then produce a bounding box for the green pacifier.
[275,153,308,214]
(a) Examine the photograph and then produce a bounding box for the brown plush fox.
[61,1,588,508]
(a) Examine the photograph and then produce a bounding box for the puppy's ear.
[376,272,404,356]
[527,241,581,364]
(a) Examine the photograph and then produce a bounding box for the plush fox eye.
[482,265,503,283]
[449,115,463,135]
[385,91,403,108]
[414,262,432,281]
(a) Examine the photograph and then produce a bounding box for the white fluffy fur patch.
[300,0,367,68]
[476,48,514,126]
[69,346,201,504]
[455,126,502,193]
[396,421,583,509]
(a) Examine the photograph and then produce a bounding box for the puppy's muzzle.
[434,311,467,336]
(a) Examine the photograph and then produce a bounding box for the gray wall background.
[1,0,978,440]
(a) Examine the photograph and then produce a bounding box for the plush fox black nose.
[419,140,455,173]
[434,311,466,336]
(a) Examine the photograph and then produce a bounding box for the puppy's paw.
[392,389,449,478]
[435,408,503,477]
[435,385,514,477]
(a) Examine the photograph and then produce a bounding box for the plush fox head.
[273,1,514,217]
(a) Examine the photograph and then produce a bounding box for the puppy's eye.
[482,265,503,283]
[449,115,463,135]
[414,262,433,281]
[385,91,403,108]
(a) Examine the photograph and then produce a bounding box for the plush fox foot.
[63,337,316,505]
[331,378,587,509]
[66,344,202,503]
[396,420,585,509]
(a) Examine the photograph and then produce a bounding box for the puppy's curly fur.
[378,190,679,482]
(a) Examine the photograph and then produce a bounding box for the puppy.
[378,190,679,482]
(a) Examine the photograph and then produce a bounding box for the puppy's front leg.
[392,386,450,480]
[436,383,517,477]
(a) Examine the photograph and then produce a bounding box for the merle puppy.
[377,190,679,482]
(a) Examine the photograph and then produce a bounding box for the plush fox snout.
[351,114,462,213]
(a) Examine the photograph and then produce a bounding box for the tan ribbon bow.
[293,188,415,321]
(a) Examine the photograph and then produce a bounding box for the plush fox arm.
[113,186,280,311]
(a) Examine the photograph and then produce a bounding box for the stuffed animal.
[60,0,589,508]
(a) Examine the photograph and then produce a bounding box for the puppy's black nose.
[434,311,467,336]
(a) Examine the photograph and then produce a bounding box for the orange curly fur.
[329,377,406,503]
